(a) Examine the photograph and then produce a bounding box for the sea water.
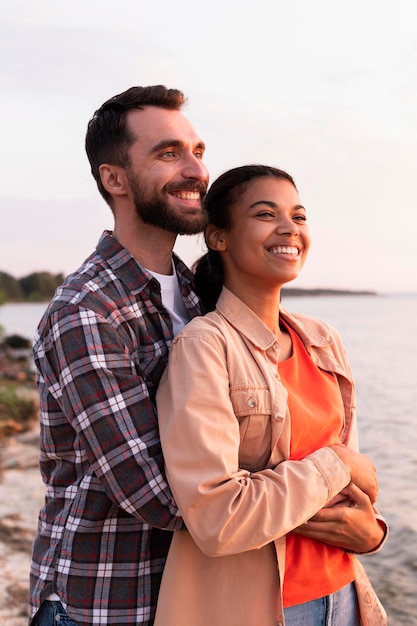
[282,294,417,625]
[1,295,416,624]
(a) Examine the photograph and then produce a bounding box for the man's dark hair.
[85,85,187,204]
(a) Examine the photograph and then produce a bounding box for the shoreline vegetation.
[282,287,377,297]
[0,335,38,440]
[0,270,64,304]
[0,266,378,305]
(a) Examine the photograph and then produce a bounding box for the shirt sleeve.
[37,304,182,530]
[156,331,351,557]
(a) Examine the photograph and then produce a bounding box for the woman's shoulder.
[280,307,343,345]
[176,310,229,341]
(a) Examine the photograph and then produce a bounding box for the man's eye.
[194,151,204,159]
[161,151,175,158]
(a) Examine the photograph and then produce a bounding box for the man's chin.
[168,210,207,236]
[174,220,206,236]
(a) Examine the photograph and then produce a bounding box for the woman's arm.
[156,331,352,557]
[294,482,387,553]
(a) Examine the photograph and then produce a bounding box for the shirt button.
[273,413,283,421]
[247,397,257,408]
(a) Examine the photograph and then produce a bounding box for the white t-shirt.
[148,264,190,337]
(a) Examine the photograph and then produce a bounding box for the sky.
[1,0,416,294]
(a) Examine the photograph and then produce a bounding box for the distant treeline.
[281,287,377,297]
[0,271,64,303]
[0,270,377,305]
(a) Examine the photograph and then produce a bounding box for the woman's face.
[216,176,311,293]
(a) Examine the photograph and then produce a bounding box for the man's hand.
[294,482,384,553]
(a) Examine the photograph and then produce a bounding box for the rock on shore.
[0,425,44,625]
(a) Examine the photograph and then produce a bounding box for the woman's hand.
[329,444,378,504]
[294,482,385,553]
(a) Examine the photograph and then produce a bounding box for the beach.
[0,426,44,625]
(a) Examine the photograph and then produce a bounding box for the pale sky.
[1,0,416,294]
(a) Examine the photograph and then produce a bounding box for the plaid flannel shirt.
[29,231,202,625]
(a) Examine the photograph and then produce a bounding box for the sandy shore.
[0,425,44,625]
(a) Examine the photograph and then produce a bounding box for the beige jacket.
[155,288,387,626]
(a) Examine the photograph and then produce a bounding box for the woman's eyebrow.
[248,200,306,210]
[249,200,277,209]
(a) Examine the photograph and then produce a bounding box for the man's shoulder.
[36,247,147,335]
[47,252,117,309]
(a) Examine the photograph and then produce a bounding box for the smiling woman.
[154,164,388,626]
[206,174,311,324]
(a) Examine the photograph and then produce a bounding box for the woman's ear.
[99,164,128,197]
[206,224,227,251]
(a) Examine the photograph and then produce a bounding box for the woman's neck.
[224,280,282,336]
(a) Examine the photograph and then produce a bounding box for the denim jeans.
[283,582,360,626]
[31,600,79,626]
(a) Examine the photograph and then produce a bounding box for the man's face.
[125,107,209,235]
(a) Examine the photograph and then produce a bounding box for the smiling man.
[29,85,209,626]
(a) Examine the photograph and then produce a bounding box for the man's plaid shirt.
[29,231,202,625]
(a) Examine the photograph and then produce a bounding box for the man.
[29,85,209,626]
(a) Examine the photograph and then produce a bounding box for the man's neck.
[112,221,177,275]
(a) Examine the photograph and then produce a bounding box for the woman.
[154,165,387,626]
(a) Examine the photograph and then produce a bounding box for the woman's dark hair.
[193,164,296,312]
[85,85,186,205]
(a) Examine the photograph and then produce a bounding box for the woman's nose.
[276,218,299,236]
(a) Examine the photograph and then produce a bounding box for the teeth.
[173,191,200,200]
[270,246,299,255]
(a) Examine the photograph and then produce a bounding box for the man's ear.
[206,224,227,251]
[99,164,127,197]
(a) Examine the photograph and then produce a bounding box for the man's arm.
[37,304,181,529]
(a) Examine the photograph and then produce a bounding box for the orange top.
[279,322,354,607]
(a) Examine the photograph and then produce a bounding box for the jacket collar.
[215,287,278,351]
[216,287,333,351]
[215,287,351,394]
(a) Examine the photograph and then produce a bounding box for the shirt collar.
[96,230,195,296]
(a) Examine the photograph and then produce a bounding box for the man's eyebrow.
[150,139,206,154]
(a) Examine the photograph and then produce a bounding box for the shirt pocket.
[230,386,272,472]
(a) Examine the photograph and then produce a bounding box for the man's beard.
[128,171,207,235]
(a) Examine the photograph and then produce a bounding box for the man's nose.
[182,154,209,181]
